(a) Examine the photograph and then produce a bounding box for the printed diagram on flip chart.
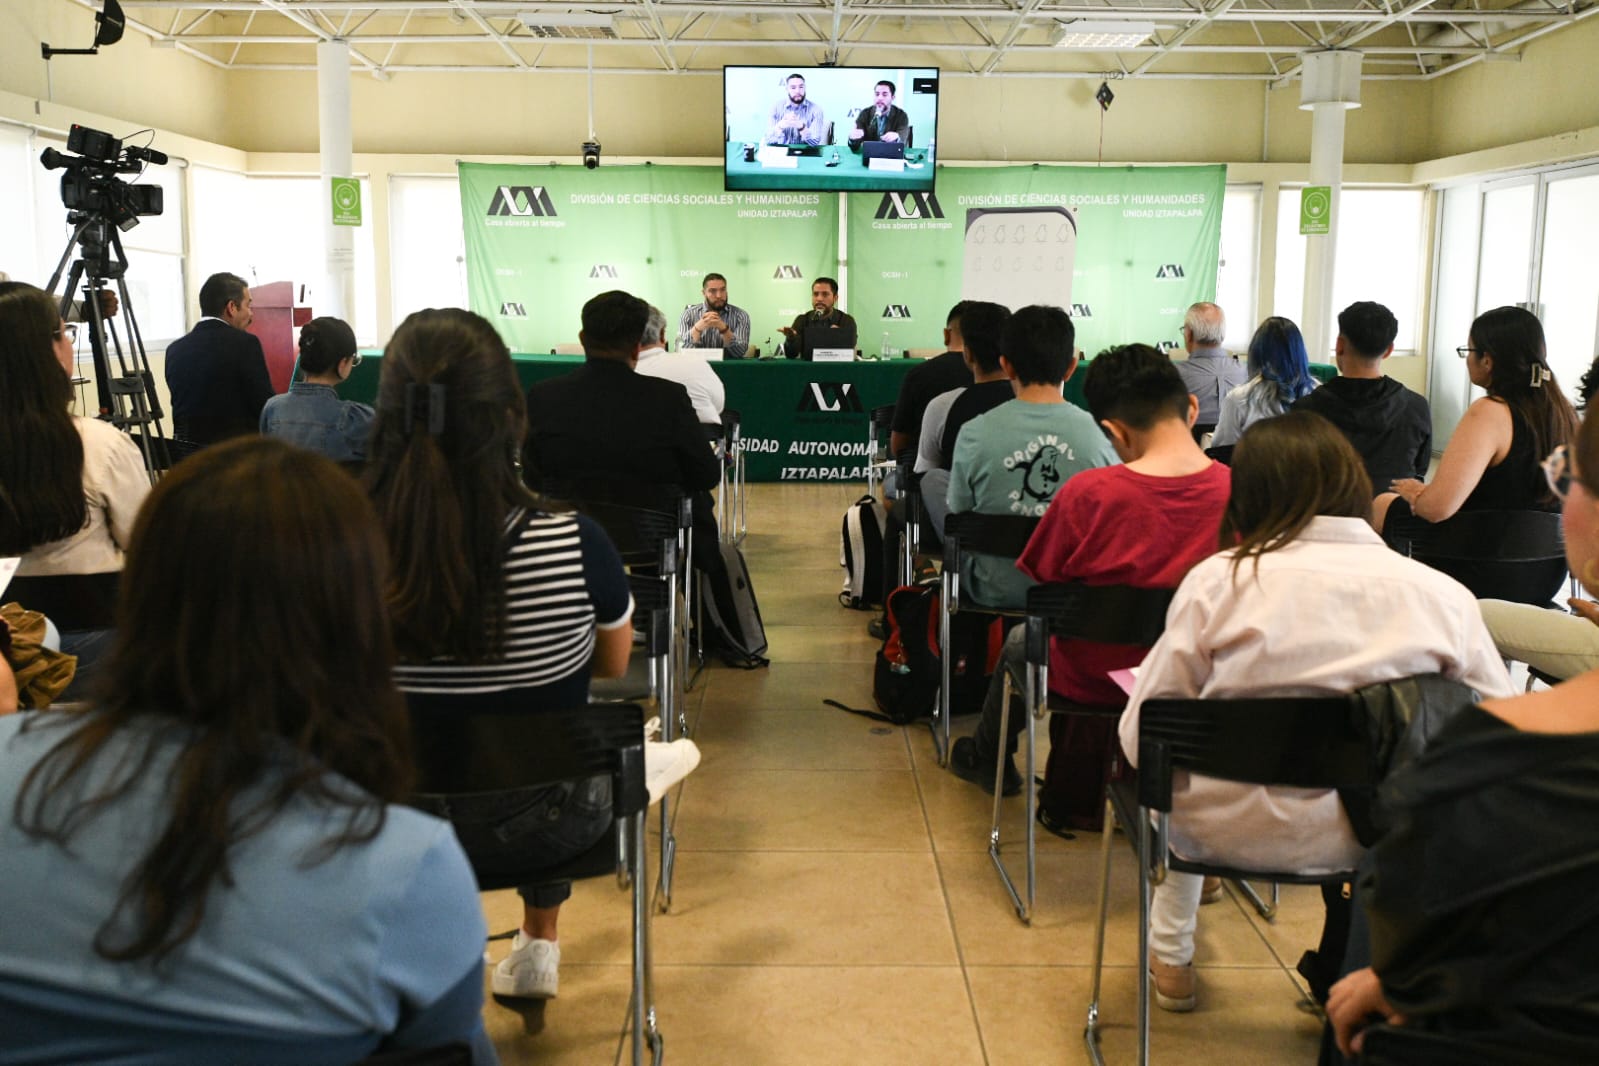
[961,206,1077,310]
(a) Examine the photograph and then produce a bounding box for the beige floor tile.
[672,767,931,851]
[1234,880,1335,995]
[939,849,1287,970]
[967,964,1322,1066]
[760,573,880,627]
[693,693,913,771]
[482,962,631,1066]
[650,964,986,1066]
[764,623,879,663]
[698,659,876,711]
[653,850,958,965]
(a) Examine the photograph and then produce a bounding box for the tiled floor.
[481,482,1326,1064]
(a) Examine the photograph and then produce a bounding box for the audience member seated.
[1173,301,1245,429]
[1209,315,1316,447]
[164,272,275,448]
[0,281,149,697]
[633,303,725,426]
[887,301,975,460]
[915,301,1012,537]
[259,316,374,463]
[1479,594,1599,683]
[1294,301,1431,490]
[0,438,494,1064]
[367,307,633,1003]
[1373,306,1577,602]
[522,290,724,583]
[1122,411,1512,1014]
[948,344,1230,824]
[945,304,1116,609]
[1329,409,1599,1063]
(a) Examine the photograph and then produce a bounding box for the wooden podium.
[246,281,313,394]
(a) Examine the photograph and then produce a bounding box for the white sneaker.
[645,738,701,804]
[492,932,559,999]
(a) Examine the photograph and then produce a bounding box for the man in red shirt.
[950,343,1232,821]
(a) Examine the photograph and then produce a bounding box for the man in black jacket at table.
[522,289,725,580]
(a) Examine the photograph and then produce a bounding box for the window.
[1274,187,1426,356]
[1217,185,1260,350]
[389,175,468,328]
[1534,168,1599,398]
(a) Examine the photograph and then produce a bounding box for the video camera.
[40,124,166,231]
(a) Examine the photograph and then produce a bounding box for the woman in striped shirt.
[367,307,633,1003]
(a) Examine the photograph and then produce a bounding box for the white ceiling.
[73,0,1599,83]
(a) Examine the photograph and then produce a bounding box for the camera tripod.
[45,216,170,479]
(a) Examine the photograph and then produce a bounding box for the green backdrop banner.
[459,162,839,354]
[848,164,1226,358]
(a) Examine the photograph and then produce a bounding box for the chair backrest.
[870,404,896,434]
[1024,582,1175,655]
[1386,508,1564,563]
[405,697,648,818]
[942,512,1040,565]
[534,481,689,573]
[627,572,673,657]
[6,572,120,632]
[1135,694,1373,813]
[1203,443,1235,465]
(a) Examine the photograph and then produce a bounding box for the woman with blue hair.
[1210,316,1317,447]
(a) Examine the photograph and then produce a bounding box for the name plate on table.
[812,347,855,362]
[867,157,906,172]
[757,147,799,169]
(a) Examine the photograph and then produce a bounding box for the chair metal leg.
[626,810,663,1066]
[1136,816,1152,1066]
[1232,878,1280,920]
[1083,796,1117,1064]
[935,569,953,766]
[986,669,1031,924]
[655,609,679,914]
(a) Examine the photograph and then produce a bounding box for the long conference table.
[724,143,937,193]
[344,353,1334,483]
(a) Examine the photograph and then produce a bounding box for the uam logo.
[1070,303,1093,318]
[487,186,558,217]
[882,304,912,319]
[772,265,803,280]
[589,264,619,279]
[1154,263,1186,279]
[797,382,864,414]
[499,302,528,318]
[1157,339,1182,353]
[874,192,945,221]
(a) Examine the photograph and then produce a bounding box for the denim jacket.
[259,382,374,463]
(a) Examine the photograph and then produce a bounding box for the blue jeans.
[419,776,613,908]
[59,627,115,702]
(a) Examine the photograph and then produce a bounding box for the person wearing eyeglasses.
[1372,306,1578,603]
[0,281,150,698]
[260,317,374,464]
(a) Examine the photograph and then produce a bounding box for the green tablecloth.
[724,143,935,192]
[343,353,1335,483]
[345,353,920,482]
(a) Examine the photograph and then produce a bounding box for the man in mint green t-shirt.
[947,304,1118,608]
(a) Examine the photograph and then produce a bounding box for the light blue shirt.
[948,398,1119,608]
[260,382,375,463]
[0,713,495,1064]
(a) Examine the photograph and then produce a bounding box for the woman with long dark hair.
[1120,411,1511,1014]
[366,307,633,1002]
[1376,306,1578,524]
[1209,315,1316,447]
[1330,408,1599,1063]
[0,281,149,688]
[0,438,493,1063]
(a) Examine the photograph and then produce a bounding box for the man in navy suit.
[164,272,273,447]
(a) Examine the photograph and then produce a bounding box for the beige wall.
[0,0,230,144]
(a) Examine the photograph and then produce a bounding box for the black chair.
[867,404,895,497]
[1384,508,1567,607]
[935,512,1040,766]
[6,572,120,633]
[719,408,746,544]
[1357,1023,1570,1066]
[1083,692,1379,1066]
[893,454,924,588]
[1190,422,1216,446]
[354,1044,472,1065]
[1202,443,1235,465]
[405,699,661,1066]
[988,582,1174,923]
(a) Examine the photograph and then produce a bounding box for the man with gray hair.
[634,303,725,426]
[1173,301,1244,428]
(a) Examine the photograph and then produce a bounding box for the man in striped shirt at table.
[678,273,751,360]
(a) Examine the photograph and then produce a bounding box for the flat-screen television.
[724,65,939,194]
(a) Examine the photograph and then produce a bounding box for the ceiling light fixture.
[517,11,618,38]
[1051,20,1156,49]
